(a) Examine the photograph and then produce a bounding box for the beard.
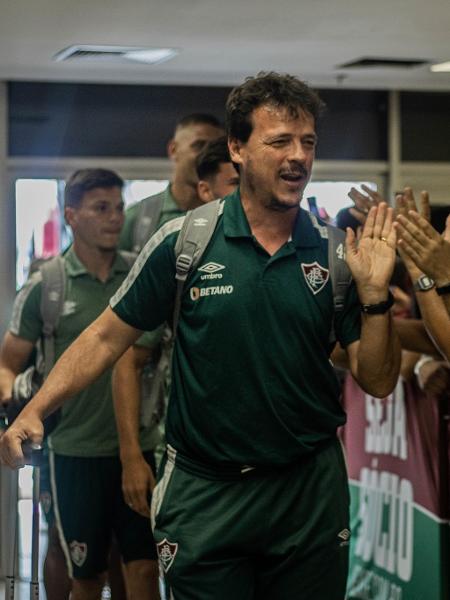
[266,195,301,212]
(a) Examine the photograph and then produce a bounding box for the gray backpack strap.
[326,225,352,344]
[39,256,66,378]
[172,199,223,334]
[133,194,164,253]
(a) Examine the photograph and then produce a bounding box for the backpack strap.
[326,225,352,344]
[133,194,165,253]
[39,256,66,378]
[172,199,223,334]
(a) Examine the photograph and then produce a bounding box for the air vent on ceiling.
[53,45,178,65]
[338,57,429,69]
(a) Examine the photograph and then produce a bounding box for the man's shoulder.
[9,271,43,335]
[139,214,185,258]
[300,210,347,252]
[126,188,167,216]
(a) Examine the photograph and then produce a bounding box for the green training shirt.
[119,184,185,252]
[111,189,361,467]
[9,247,158,457]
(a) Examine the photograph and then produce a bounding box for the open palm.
[345,203,397,297]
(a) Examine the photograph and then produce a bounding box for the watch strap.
[436,283,450,296]
[361,291,394,315]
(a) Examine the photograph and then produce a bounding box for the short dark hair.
[226,71,325,143]
[175,113,223,132]
[64,169,124,209]
[196,136,234,181]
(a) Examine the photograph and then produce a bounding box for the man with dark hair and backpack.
[113,135,239,519]
[119,113,224,254]
[0,169,159,600]
[1,73,401,600]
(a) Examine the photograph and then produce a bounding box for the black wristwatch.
[436,283,450,296]
[361,291,394,315]
[413,275,435,292]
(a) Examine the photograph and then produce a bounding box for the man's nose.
[288,140,307,162]
[109,207,124,223]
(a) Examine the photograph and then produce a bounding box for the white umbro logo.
[198,262,225,274]
[193,218,208,227]
[337,528,351,546]
[62,300,77,316]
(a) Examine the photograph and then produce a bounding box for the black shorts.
[49,450,157,579]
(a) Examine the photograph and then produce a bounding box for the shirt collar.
[64,245,130,279]
[222,188,253,238]
[164,184,184,214]
[223,188,322,248]
[291,208,323,248]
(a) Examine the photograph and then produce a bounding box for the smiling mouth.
[280,172,304,184]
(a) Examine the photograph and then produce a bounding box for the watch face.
[417,275,434,290]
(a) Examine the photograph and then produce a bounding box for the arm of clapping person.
[394,189,450,361]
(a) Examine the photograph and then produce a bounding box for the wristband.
[360,291,394,315]
[436,283,450,296]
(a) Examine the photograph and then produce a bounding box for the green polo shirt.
[111,189,361,467]
[119,184,184,252]
[9,247,158,457]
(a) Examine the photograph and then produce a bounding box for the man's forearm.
[0,368,15,402]
[434,278,450,314]
[356,313,401,397]
[394,318,440,356]
[415,292,450,361]
[113,353,143,462]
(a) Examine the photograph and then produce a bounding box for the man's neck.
[72,242,116,283]
[240,190,298,256]
[170,177,202,212]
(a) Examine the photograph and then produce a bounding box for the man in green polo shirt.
[0,169,159,599]
[113,136,239,519]
[119,113,224,254]
[0,73,401,600]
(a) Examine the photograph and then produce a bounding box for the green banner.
[348,481,448,600]
[343,377,450,600]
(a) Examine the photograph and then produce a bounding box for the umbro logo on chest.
[301,262,329,295]
[198,262,225,280]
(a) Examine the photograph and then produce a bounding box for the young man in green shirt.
[0,169,159,600]
[119,113,224,254]
[1,73,401,600]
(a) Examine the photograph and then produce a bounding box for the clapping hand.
[347,184,384,225]
[345,203,397,303]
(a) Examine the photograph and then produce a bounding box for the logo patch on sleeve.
[157,539,178,573]
[301,262,329,295]
[69,541,87,567]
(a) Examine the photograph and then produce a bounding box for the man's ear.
[228,137,243,166]
[64,206,76,228]
[197,180,214,204]
[167,138,177,160]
